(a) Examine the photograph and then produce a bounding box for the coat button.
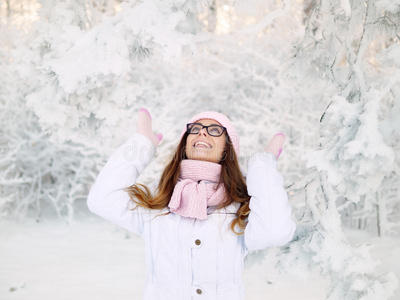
[195,239,201,246]
[196,288,202,295]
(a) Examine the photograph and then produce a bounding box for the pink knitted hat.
[179,111,240,157]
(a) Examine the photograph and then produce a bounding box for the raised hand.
[137,107,163,147]
[264,133,285,159]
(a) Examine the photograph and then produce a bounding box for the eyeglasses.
[186,123,227,137]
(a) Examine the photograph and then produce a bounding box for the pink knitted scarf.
[168,159,227,220]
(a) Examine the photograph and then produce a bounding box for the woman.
[87,108,296,300]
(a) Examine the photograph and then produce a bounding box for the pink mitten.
[137,107,163,147]
[264,133,285,159]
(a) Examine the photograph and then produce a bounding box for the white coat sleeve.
[244,151,296,251]
[86,132,156,237]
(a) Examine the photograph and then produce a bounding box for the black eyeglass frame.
[186,122,227,137]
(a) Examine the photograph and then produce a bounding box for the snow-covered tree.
[271,0,400,299]
[0,1,109,222]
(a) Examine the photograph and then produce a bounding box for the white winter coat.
[87,132,296,300]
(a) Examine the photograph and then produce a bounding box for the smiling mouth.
[194,142,212,149]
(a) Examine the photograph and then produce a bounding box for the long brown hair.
[124,131,251,235]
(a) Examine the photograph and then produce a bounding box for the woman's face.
[185,119,227,164]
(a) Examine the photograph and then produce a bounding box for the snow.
[340,0,351,17]
[49,1,198,94]
[1,209,399,300]
[375,0,400,14]
[378,44,400,68]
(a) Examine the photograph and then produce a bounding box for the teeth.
[195,141,211,148]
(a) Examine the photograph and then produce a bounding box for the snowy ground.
[1,204,399,300]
